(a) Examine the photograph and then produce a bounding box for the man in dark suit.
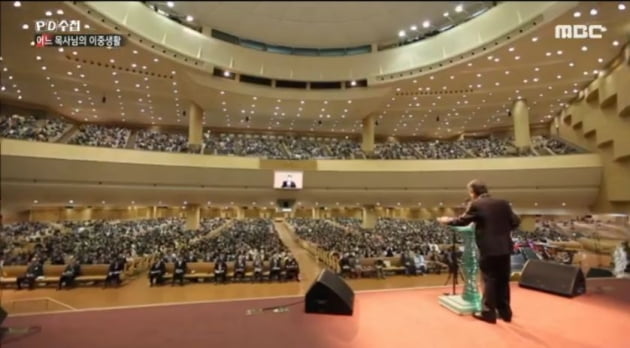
[214,257,227,284]
[172,255,187,286]
[58,258,81,290]
[16,257,43,290]
[233,255,246,282]
[281,175,297,189]
[438,179,520,324]
[148,256,166,287]
[269,254,282,281]
[252,255,264,282]
[104,257,124,288]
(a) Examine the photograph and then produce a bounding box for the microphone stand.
[443,227,462,295]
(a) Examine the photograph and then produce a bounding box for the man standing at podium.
[438,179,520,324]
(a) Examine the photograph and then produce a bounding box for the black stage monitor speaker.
[586,268,614,278]
[305,269,354,316]
[519,260,586,297]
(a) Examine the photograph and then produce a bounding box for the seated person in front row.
[149,256,167,287]
[104,256,124,288]
[375,259,386,279]
[346,254,360,279]
[285,256,300,281]
[339,254,351,278]
[214,257,227,284]
[414,252,427,275]
[172,255,187,286]
[58,258,81,290]
[403,250,416,276]
[16,257,44,290]
[233,255,246,282]
[269,254,282,281]
[252,255,264,282]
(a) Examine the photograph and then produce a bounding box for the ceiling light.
[531,37,538,42]
[619,4,627,10]
[612,40,619,46]
[69,200,74,204]
[22,23,29,30]
[422,20,430,28]
[153,58,158,62]
[589,8,597,15]
[41,66,46,70]
[573,11,581,18]
[455,4,463,13]
[167,1,174,7]
[514,56,520,60]
[223,71,231,77]
[398,30,406,37]
[410,25,417,31]
[581,46,588,51]
[569,62,574,67]
[72,51,78,55]
[186,15,194,22]
[45,10,52,16]
[13,1,21,7]
[556,50,563,55]
[56,9,64,15]
[443,12,449,17]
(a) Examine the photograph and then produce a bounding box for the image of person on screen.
[282,174,297,189]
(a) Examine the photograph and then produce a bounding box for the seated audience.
[148,256,167,287]
[233,254,246,282]
[172,255,188,286]
[135,130,189,153]
[214,257,227,284]
[104,257,125,288]
[269,254,282,281]
[252,255,264,282]
[69,125,130,148]
[285,256,300,281]
[58,258,81,290]
[16,257,44,290]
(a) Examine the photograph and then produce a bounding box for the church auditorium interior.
[1,1,629,347]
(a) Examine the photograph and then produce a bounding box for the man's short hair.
[467,179,489,196]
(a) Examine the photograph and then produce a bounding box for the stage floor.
[3,279,629,348]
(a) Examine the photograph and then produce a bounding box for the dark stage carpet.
[3,279,629,348]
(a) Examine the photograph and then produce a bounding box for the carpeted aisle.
[4,279,629,348]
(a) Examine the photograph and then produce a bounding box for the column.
[362,205,376,229]
[151,206,158,219]
[311,207,320,219]
[361,114,375,153]
[519,215,536,232]
[512,99,531,150]
[188,102,203,152]
[235,207,245,220]
[185,204,200,230]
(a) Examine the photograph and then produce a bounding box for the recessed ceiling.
[164,1,493,48]
[0,1,628,138]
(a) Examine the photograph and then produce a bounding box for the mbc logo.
[554,24,606,39]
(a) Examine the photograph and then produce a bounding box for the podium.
[438,224,482,315]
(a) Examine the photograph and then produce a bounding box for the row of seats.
[0,259,295,288]
[1,217,227,266]
[0,114,70,142]
[0,114,583,158]
[0,263,125,288]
